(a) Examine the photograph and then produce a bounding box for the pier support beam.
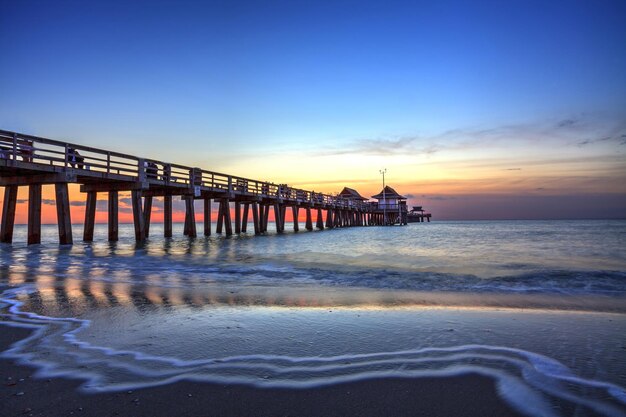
[252,202,260,235]
[222,199,233,236]
[235,202,241,234]
[164,195,172,238]
[262,204,269,233]
[55,183,73,245]
[292,206,299,231]
[280,205,287,231]
[109,191,119,241]
[143,196,153,238]
[316,208,324,229]
[184,205,190,235]
[0,185,18,243]
[83,191,96,242]
[325,209,333,229]
[241,203,249,233]
[216,199,224,234]
[305,208,313,231]
[185,197,197,238]
[257,205,264,233]
[27,184,42,245]
[274,203,283,233]
[203,198,211,236]
[131,190,145,241]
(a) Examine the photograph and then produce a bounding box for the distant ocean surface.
[2,220,626,416]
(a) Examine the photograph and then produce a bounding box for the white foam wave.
[1,286,625,417]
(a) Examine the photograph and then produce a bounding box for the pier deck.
[1,129,398,245]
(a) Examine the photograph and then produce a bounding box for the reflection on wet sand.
[11,271,626,318]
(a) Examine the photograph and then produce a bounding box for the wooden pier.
[1,129,399,245]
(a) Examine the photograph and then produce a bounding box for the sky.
[1,0,625,222]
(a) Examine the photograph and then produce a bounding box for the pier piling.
[55,183,73,245]
[0,185,18,243]
[109,191,119,241]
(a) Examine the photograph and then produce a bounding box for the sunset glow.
[1,1,625,220]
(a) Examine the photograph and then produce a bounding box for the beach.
[1,220,626,417]
[2,325,528,417]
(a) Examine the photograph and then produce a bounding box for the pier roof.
[371,186,406,200]
[338,187,368,201]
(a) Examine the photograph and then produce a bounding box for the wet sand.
[0,326,525,417]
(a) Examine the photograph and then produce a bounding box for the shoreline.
[1,325,526,417]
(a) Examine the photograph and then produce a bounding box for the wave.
[3,245,625,296]
[1,286,625,417]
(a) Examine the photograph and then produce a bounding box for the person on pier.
[18,139,34,162]
[68,147,84,168]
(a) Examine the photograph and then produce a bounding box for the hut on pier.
[407,206,432,223]
[371,186,408,225]
[338,187,368,207]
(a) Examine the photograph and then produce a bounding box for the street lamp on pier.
[379,168,387,225]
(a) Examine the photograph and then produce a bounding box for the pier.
[1,129,410,245]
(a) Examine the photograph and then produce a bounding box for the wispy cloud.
[577,134,626,147]
[316,114,626,157]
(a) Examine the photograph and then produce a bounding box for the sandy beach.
[0,325,528,417]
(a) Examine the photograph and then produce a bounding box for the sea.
[1,220,625,417]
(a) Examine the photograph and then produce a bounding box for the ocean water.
[1,220,626,416]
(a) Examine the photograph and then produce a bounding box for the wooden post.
[143,196,152,237]
[109,191,118,241]
[184,205,190,235]
[27,184,42,245]
[252,202,260,235]
[280,204,287,232]
[83,191,97,242]
[292,206,299,231]
[55,183,73,245]
[263,204,270,232]
[203,198,211,236]
[164,194,172,238]
[143,196,153,238]
[185,197,197,238]
[235,202,241,234]
[0,185,18,243]
[274,203,283,233]
[131,190,145,241]
[256,204,263,233]
[223,199,233,236]
[316,208,324,229]
[241,203,249,233]
[216,200,224,234]
[325,209,333,229]
[305,207,313,231]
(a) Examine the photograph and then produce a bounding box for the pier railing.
[0,129,371,210]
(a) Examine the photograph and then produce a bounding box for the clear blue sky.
[1,0,625,219]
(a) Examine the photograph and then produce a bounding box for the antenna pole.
[379,168,387,225]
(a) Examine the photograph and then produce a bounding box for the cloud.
[316,135,432,157]
[503,168,522,171]
[422,195,456,201]
[557,119,577,128]
[577,135,626,147]
[18,198,56,205]
[316,113,626,157]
